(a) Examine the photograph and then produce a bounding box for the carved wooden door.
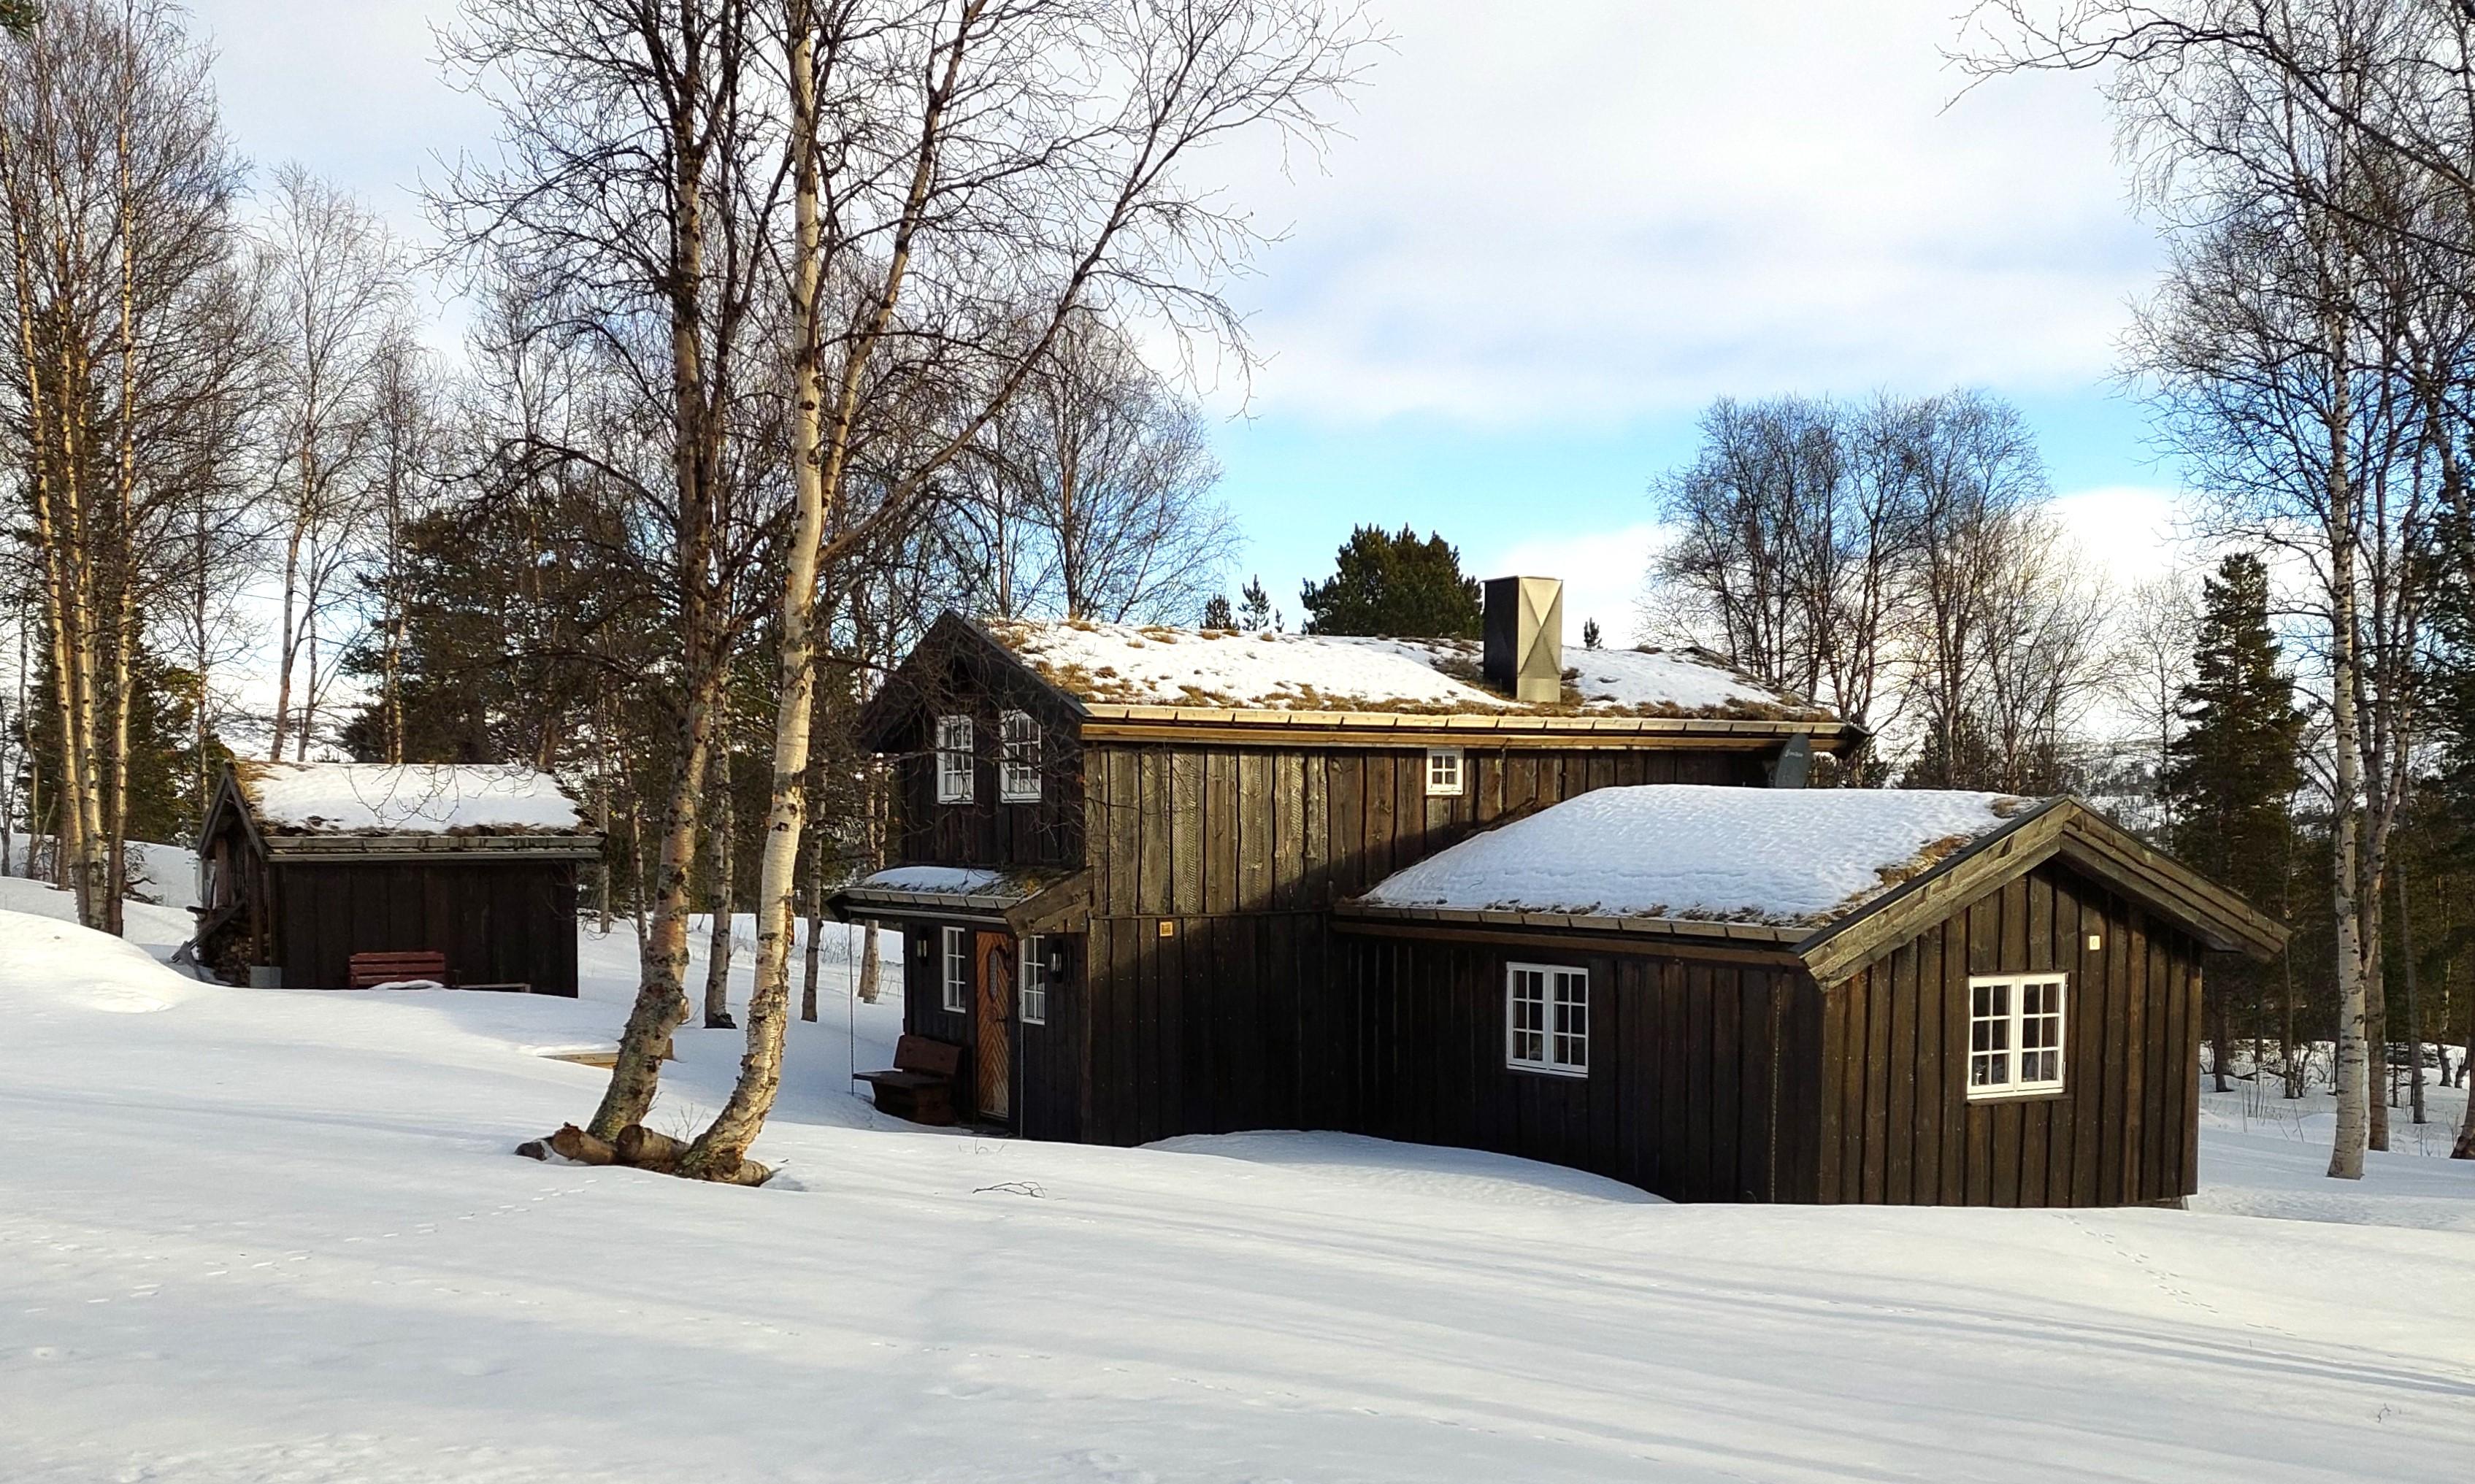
[974,931,1013,1120]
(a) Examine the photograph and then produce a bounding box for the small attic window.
[935,716,975,804]
[1425,748,1464,797]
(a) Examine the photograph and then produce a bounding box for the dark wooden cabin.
[834,581,2281,1206]
[191,761,603,995]
[1332,788,2284,1207]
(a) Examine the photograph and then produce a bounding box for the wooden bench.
[347,950,452,990]
[856,1035,963,1126]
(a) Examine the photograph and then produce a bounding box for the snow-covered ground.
[1,880,2471,1483]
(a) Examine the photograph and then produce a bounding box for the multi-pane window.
[935,715,975,804]
[941,926,969,1013]
[1969,974,2067,1098]
[1018,935,1049,1025]
[1506,963,1588,1076]
[1426,747,1465,797]
[1000,710,1043,802]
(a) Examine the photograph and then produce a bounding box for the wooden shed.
[191,761,603,995]
[1335,787,2286,1207]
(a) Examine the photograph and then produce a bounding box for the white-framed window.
[1506,963,1588,1077]
[1018,934,1049,1025]
[1000,710,1042,802]
[1969,973,2066,1099]
[941,926,969,1013]
[935,715,975,804]
[1426,747,1465,797]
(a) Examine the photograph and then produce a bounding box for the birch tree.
[675,0,1372,1181]
[0,0,245,931]
[441,0,788,1143]
[257,165,404,761]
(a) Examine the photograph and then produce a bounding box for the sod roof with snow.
[1358,785,2038,928]
[982,619,1833,720]
[234,762,588,836]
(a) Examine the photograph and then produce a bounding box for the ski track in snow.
[0,873,2470,1483]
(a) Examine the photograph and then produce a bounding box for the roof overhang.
[1335,899,1806,946]
[1337,796,2288,983]
[830,869,1091,937]
[261,833,606,864]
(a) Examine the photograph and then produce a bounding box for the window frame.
[941,926,970,1013]
[1967,972,2068,1100]
[1425,747,1465,798]
[935,715,975,804]
[1018,934,1049,1025]
[999,709,1043,803]
[1505,961,1589,1078]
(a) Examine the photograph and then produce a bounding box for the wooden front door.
[974,931,1014,1120]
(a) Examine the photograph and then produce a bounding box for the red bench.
[856,1035,962,1126]
[347,950,452,990]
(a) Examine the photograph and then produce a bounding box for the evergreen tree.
[1238,575,1279,632]
[2161,553,2303,1091]
[1200,592,1235,629]
[1297,524,1481,637]
[1581,618,1603,650]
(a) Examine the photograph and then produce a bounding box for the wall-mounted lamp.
[2086,933,2103,953]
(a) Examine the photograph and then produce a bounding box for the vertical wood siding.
[271,859,581,993]
[1321,937,1815,1203]
[1813,858,2203,1207]
[1069,740,1768,1142]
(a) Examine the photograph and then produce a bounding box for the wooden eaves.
[829,869,1091,937]
[1333,796,2288,983]
[255,832,606,864]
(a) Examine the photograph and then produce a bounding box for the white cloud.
[1205,1,2153,425]
[2048,485,2200,589]
[1476,523,1663,650]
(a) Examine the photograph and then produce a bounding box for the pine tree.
[1297,525,1482,637]
[2161,553,2303,1093]
[1581,618,1603,650]
[1238,576,1278,632]
[1200,593,1235,629]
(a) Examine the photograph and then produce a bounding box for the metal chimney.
[1483,576,1565,704]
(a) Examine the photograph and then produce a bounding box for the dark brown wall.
[1816,857,2203,1207]
[898,923,1086,1142]
[1070,740,1770,1142]
[271,859,581,994]
[886,656,1085,872]
[1085,740,1767,917]
[1334,936,1819,1203]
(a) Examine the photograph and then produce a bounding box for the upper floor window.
[1506,963,1587,1077]
[1968,974,2066,1099]
[1000,710,1042,802]
[1426,747,1464,797]
[935,715,974,804]
[1018,935,1050,1024]
[942,926,969,1012]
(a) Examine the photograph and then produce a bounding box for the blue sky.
[185,0,2186,640]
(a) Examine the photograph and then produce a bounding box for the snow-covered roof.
[233,762,588,837]
[1358,785,2038,929]
[853,865,1028,898]
[982,619,1834,721]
